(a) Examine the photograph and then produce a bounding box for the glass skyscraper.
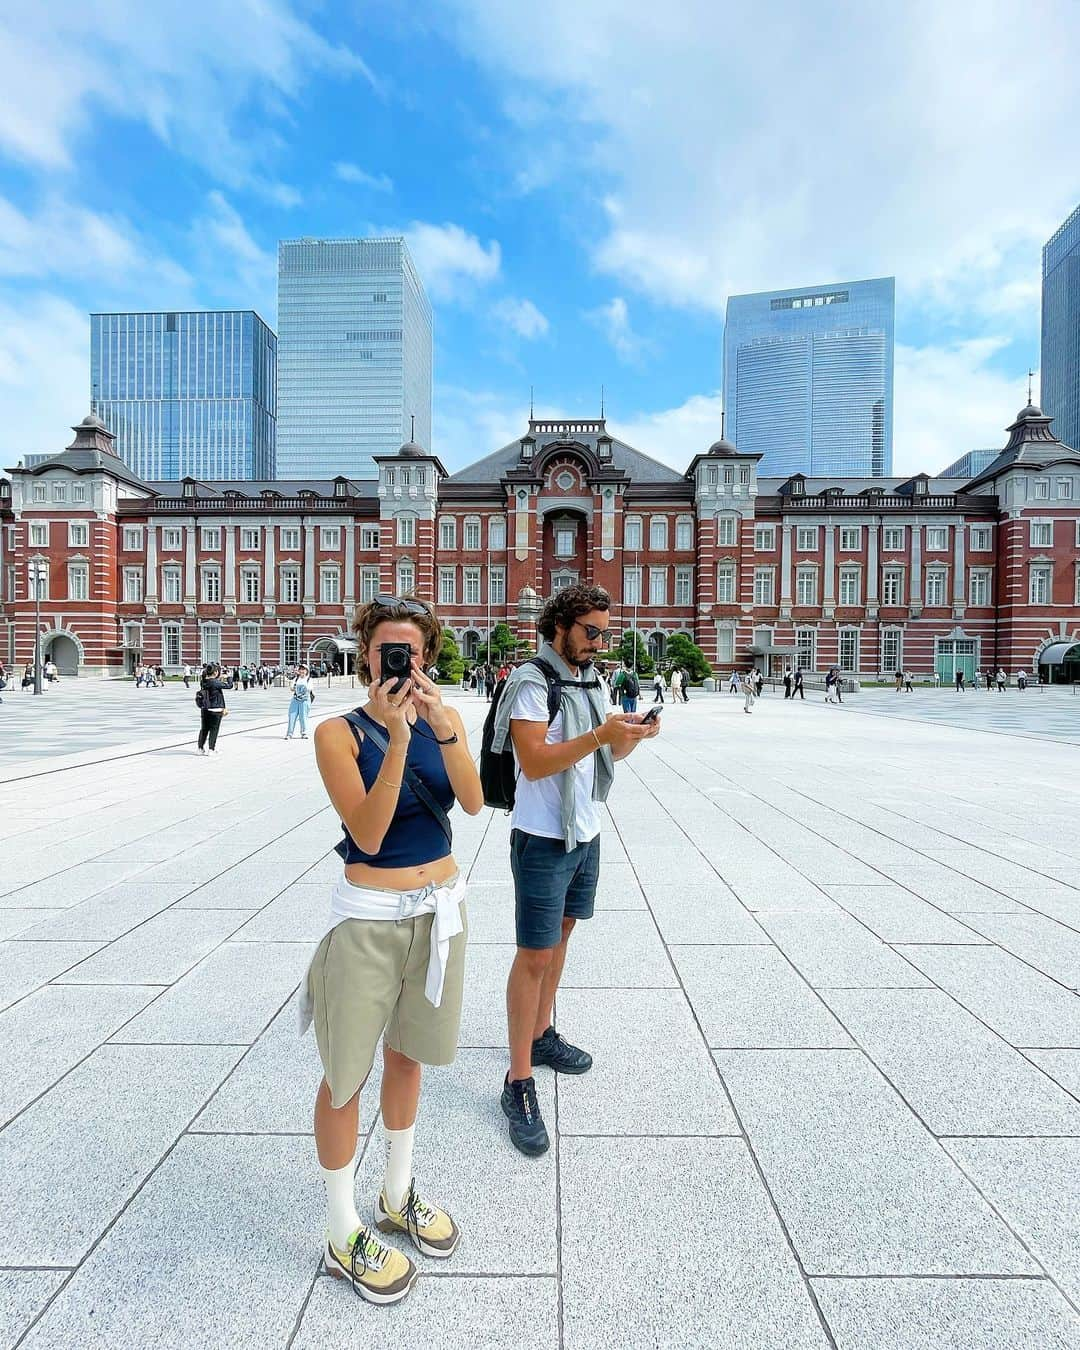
[276,237,432,479]
[90,311,276,481]
[723,277,895,477]
[1042,204,1080,452]
[938,448,998,479]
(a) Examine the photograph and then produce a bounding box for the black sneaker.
[531,1026,593,1075]
[500,1075,550,1156]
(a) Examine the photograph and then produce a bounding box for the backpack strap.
[529,657,601,727]
[342,708,452,851]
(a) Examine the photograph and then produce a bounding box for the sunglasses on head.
[573,620,607,642]
[373,594,431,616]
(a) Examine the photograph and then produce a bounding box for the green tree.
[478,622,517,663]
[665,633,711,682]
[436,632,465,684]
[613,630,654,676]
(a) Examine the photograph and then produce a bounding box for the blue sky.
[1,1,1078,474]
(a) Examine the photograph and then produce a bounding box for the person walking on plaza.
[614,661,640,713]
[996,667,1007,692]
[955,669,966,692]
[287,663,314,739]
[753,667,765,698]
[676,667,690,703]
[652,670,665,704]
[490,585,657,1157]
[1017,668,1028,691]
[728,668,740,695]
[740,668,756,714]
[783,667,793,699]
[904,669,914,693]
[301,595,482,1303]
[793,667,805,700]
[894,669,903,693]
[196,663,233,755]
[183,664,193,690]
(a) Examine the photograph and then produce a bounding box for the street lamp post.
[633,548,640,674]
[29,553,45,695]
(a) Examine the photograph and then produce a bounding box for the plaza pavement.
[2,681,1080,1348]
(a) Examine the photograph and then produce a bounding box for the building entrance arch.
[42,631,83,676]
[308,634,357,674]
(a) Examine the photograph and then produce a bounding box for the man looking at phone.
[490,584,659,1156]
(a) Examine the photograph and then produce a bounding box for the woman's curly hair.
[351,596,443,683]
[536,584,610,641]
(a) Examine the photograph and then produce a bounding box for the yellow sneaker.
[374,1181,461,1259]
[324,1226,417,1304]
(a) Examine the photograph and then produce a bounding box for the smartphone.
[640,704,663,724]
[379,641,414,696]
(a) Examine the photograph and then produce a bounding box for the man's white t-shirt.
[510,681,602,844]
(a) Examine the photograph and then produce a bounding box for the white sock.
[383,1123,416,1213]
[320,1158,361,1251]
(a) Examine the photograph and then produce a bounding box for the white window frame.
[67,561,89,601]
[320,526,341,550]
[716,563,736,604]
[438,517,456,550]
[360,525,381,551]
[29,522,48,547]
[489,566,506,606]
[240,526,261,550]
[838,568,861,606]
[649,517,668,551]
[32,483,46,502]
[396,560,415,594]
[463,567,481,605]
[279,568,301,604]
[881,628,902,673]
[123,567,144,603]
[1033,478,1049,500]
[882,568,904,606]
[241,567,262,604]
[925,569,947,606]
[753,567,775,605]
[882,526,904,551]
[1075,564,1080,607]
[1029,520,1053,548]
[240,624,261,667]
[68,521,89,547]
[397,514,417,547]
[439,567,456,606]
[201,567,222,604]
[161,527,183,551]
[839,526,862,551]
[200,623,221,664]
[795,627,817,670]
[463,517,481,551]
[925,527,948,552]
[795,567,817,606]
[795,526,818,551]
[488,517,507,551]
[52,482,67,502]
[161,566,182,604]
[969,525,991,551]
[675,516,693,551]
[162,625,182,667]
[623,566,642,606]
[649,568,667,606]
[280,625,301,668]
[1028,564,1051,606]
[319,567,340,604]
[674,566,693,606]
[716,515,738,548]
[280,526,301,552]
[201,526,222,551]
[72,484,87,504]
[361,567,380,601]
[1058,478,1074,500]
[754,525,776,551]
[716,625,735,666]
[624,516,643,551]
[554,526,575,559]
[838,628,860,672]
[968,568,991,607]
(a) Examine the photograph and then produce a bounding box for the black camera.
[378,642,413,695]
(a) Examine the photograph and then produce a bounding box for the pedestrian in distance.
[996,667,1007,692]
[894,669,903,693]
[740,669,756,714]
[1017,668,1028,691]
[793,667,805,700]
[753,668,765,698]
[985,669,994,691]
[904,670,914,693]
[728,668,740,695]
[783,667,793,699]
[183,664,193,690]
[196,663,233,755]
[614,661,640,713]
[301,595,482,1303]
[652,670,665,704]
[286,663,314,739]
[955,669,966,692]
[489,584,658,1157]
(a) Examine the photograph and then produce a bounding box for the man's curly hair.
[536,584,610,641]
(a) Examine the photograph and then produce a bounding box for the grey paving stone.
[0,859,149,908]
[460,881,517,944]
[820,989,1080,1135]
[354,1049,557,1275]
[191,999,383,1135]
[715,1048,1041,1275]
[0,1269,68,1349]
[0,939,104,1011]
[16,881,193,942]
[231,882,331,941]
[16,1133,321,1350]
[812,1276,1080,1349]
[173,857,313,908]
[590,861,648,909]
[672,946,852,1048]
[823,885,989,944]
[294,1274,558,1349]
[1004,887,1080,928]
[961,913,1080,988]
[726,871,840,913]
[112,940,312,1044]
[944,1139,1080,1306]
[641,882,768,943]
[758,912,933,988]
[897,946,1080,1047]
[561,910,676,988]
[561,1137,830,1348]
[0,909,53,938]
[555,988,738,1135]
[458,942,512,1048]
[0,983,159,1126]
[890,867,1023,913]
[0,1043,242,1266]
[1024,1050,1080,1101]
[53,908,252,986]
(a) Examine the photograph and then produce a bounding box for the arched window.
[396,559,415,595]
[463,630,480,660]
[648,631,667,662]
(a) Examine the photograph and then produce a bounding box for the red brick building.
[3,405,1079,682]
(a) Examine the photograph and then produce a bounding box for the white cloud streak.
[334,162,394,192]
[405,222,501,301]
[586,295,650,364]
[492,296,549,339]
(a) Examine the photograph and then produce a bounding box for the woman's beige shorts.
[308,907,468,1108]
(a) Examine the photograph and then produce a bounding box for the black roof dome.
[398,439,426,458]
[708,437,738,456]
[1017,402,1045,420]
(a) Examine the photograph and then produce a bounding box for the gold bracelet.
[377,774,402,789]
[590,728,603,750]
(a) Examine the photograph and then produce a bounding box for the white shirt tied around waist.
[297,871,466,1035]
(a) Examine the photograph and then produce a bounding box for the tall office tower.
[938,448,999,479]
[723,277,895,477]
[90,311,277,481]
[276,237,432,479]
[1042,204,1080,452]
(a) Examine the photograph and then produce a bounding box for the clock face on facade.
[557,471,575,490]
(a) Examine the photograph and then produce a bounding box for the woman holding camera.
[196,662,233,755]
[300,596,483,1304]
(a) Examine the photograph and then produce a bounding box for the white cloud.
[441,0,1078,330]
[405,222,501,301]
[0,3,372,195]
[334,162,394,192]
[191,191,276,312]
[587,295,651,364]
[608,391,724,470]
[893,339,1024,476]
[0,292,88,460]
[492,296,549,339]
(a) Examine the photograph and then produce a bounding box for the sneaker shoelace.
[402,1184,439,1246]
[346,1226,389,1294]
[513,1078,539,1125]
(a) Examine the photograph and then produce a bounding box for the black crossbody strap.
[344,710,453,850]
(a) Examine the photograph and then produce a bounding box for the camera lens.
[381,646,410,675]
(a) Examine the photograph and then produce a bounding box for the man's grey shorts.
[510,829,600,950]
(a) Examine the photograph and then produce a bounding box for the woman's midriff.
[343,853,458,892]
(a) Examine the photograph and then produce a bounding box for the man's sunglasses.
[573,620,608,642]
[373,594,431,615]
